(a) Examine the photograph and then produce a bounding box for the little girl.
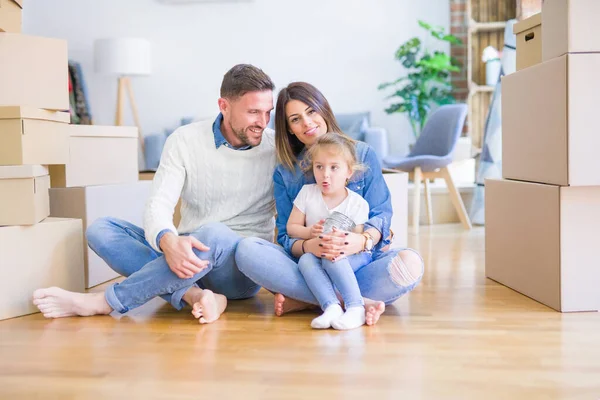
[287,133,372,330]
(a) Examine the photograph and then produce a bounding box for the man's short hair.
[220,64,275,100]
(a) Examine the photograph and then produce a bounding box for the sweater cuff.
[156,229,173,251]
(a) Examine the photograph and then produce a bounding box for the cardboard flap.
[0,106,70,123]
[514,12,542,34]
[0,0,23,8]
[67,125,139,139]
[0,165,48,179]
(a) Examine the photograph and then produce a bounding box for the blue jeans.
[235,238,424,306]
[298,253,370,310]
[86,217,260,314]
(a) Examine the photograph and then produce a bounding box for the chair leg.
[412,167,422,230]
[423,177,433,225]
[441,166,472,229]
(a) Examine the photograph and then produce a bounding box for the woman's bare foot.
[364,300,385,326]
[32,287,112,318]
[273,293,312,317]
[183,288,227,324]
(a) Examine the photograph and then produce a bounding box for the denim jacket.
[274,141,393,257]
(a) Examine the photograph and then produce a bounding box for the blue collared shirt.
[212,113,252,150]
[273,141,394,258]
[156,113,251,249]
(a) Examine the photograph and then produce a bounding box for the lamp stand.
[115,76,145,154]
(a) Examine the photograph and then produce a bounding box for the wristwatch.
[362,232,374,252]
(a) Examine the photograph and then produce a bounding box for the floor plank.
[1,224,599,399]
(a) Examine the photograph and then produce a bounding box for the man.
[33,64,277,324]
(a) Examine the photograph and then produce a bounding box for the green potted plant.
[378,21,463,140]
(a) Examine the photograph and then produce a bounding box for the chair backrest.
[409,104,468,158]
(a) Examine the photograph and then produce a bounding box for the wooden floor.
[1,225,600,399]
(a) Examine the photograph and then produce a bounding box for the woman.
[235,82,424,325]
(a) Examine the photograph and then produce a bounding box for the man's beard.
[231,123,263,147]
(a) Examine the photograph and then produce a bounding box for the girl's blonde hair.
[301,133,366,177]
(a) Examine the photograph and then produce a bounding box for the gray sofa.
[144,112,389,170]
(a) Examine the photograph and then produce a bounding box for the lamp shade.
[94,38,152,76]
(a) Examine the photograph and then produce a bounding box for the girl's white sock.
[311,304,344,329]
[331,306,366,330]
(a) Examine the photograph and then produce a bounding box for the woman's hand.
[317,228,365,261]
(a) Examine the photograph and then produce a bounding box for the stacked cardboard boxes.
[486,0,600,312]
[0,4,151,319]
[0,6,84,320]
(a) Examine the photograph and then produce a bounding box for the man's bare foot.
[364,301,385,326]
[184,288,227,324]
[32,287,112,318]
[273,293,312,317]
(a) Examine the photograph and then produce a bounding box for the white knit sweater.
[144,118,277,252]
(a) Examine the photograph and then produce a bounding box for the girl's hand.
[318,228,365,261]
[309,219,325,238]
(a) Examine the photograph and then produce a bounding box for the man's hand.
[309,219,325,238]
[160,232,210,279]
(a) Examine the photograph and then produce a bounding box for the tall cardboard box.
[0,33,69,110]
[502,53,600,186]
[0,107,70,165]
[382,170,408,248]
[514,13,542,71]
[49,125,139,188]
[0,218,85,320]
[542,0,600,61]
[49,181,153,288]
[0,165,49,225]
[0,0,22,33]
[485,179,600,312]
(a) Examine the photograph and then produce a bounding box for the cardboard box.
[139,171,182,226]
[0,165,49,226]
[514,13,541,70]
[502,53,600,186]
[542,0,600,61]
[49,181,152,288]
[49,125,139,188]
[0,217,85,320]
[0,106,70,165]
[0,0,22,33]
[382,170,408,248]
[0,33,69,110]
[485,179,600,312]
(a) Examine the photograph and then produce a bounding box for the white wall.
[23,0,449,156]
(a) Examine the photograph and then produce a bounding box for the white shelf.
[469,83,495,93]
[469,19,507,33]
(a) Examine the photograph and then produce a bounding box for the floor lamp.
[94,38,152,155]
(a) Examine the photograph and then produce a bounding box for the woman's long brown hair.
[274,82,346,170]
